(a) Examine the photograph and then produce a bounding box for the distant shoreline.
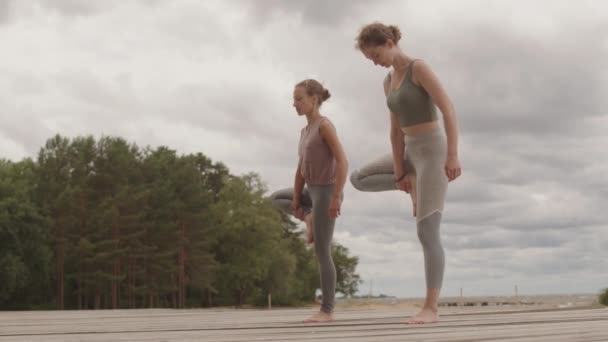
[336,293,600,310]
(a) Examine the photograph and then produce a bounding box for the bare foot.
[302,311,334,323]
[304,213,314,245]
[405,307,439,324]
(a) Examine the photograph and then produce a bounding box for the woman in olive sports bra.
[350,22,462,324]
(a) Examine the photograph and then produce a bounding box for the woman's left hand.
[328,196,342,219]
[445,156,462,181]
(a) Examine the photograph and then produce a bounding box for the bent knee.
[268,190,281,203]
[349,170,364,190]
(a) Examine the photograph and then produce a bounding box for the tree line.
[0,135,361,310]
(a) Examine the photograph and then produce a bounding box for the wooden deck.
[1,306,607,341]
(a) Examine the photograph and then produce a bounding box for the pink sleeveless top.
[298,116,336,185]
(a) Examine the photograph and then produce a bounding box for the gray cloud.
[33,0,122,17]
[0,105,53,158]
[445,228,572,251]
[447,26,608,136]
[0,0,10,24]
[242,0,379,27]
[0,0,124,24]
[53,69,137,111]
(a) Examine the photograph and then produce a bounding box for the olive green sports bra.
[385,60,437,127]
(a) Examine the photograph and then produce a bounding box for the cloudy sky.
[1,0,607,298]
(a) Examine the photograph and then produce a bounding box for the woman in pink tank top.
[270,79,349,323]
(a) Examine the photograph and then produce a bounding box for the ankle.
[421,305,438,313]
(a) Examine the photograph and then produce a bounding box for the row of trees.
[0,135,361,310]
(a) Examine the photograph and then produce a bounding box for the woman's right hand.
[292,198,303,220]
[293,207,305,220]
[395,175,412,193]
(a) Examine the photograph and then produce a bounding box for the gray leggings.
[350,127,448,289]
[270,184,337,313]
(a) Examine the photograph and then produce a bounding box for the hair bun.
[322,89,331,101]
[388,25,402,43]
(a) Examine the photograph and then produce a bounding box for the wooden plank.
[1,321,606,342]
[0,307,606,342]
[3,309,606,334]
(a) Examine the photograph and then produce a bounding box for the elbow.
[390,127,403,139]
[390,132,402,144]
[441,105,457,121]
[337,157,349,173]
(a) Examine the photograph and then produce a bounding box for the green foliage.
[0,159,52,309]
[599,288,608,306]
[333,244,362,298]
[0,135,361,310]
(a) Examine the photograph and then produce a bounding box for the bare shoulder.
[412,58,431,71]
[319,117,341,148]
[319,117,336,133]
[411,59,438,86]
